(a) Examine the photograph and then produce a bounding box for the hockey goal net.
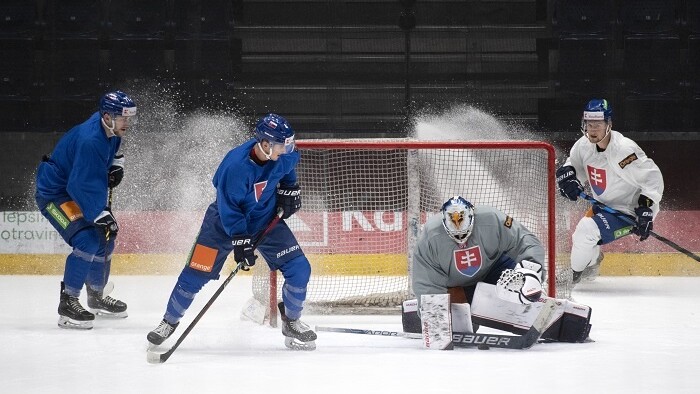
[251,140,569,324]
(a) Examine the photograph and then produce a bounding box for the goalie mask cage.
[252,140,568,326]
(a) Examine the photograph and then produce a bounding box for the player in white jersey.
[556,99,664,284]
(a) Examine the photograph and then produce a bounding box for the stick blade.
[146,350,166,364]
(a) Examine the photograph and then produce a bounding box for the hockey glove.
[276,184,301,220]
[495,260,543,305]
[232,235,257,269]
[556,165,583,201]
[108,154,125,188]
[94,210,119,237]
[634,196,654,241]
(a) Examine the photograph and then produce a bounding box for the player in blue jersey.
[35,91,137,330]
[147,113,317,351]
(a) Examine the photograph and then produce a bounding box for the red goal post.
[252,140,565,326]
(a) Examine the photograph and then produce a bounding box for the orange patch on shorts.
[60,201,84,221]
[189,244,218,272]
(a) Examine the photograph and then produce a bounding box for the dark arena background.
[1,0,698,277]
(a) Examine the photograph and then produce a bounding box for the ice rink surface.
[2,275,698,394]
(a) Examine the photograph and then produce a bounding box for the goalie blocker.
[403,283,592,343]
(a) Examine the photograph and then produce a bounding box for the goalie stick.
[579,192,700,263]
[316,298,557,350]
[146,209,283,364]
[452,298,556,349]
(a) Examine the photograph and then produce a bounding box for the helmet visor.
[115,114,138,126]
[271,136,295,154]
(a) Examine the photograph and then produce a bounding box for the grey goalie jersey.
[412,205,545,304]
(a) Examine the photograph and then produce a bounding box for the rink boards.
[1,210,698,275]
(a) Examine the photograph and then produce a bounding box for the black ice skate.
[278,302,317,351]
[58,281,94,330]
[147,319,179,347]
[87,286,128,318]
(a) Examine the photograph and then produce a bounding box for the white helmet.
[441,196,475,243]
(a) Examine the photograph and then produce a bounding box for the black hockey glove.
[276,184,301,220]
[232,235,257,270]
[633,195,654,241]
[94,210,119,237]
[108,154,125,188]
[556,165,583,201]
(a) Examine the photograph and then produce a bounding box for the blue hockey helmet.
[582,98,612,123]
[441,196,475,243]
[581,98,612,136]
[100,90,137,117]
[254,113,295,154]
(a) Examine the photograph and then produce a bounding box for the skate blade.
[284,337,316,351]
[90,309,128,318]
[58,316,93,330]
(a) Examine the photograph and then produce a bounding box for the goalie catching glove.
[495,260,543,305]
[232,235,257,270]
[276,184,301,219]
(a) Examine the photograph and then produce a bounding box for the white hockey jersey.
[564,130,664,217]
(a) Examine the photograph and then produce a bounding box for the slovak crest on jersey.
[254,181,268,202]
[586,165,607,195]
[454,245,482,277]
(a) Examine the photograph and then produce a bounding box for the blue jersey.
[213,139,299,237]
[36,112,121,222]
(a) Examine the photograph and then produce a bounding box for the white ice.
[2,275,698,394]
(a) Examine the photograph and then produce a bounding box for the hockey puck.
[477,344,490,350]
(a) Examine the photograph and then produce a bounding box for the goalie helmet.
[255,113,295,154]
[580,98,612,135]
[441,196,475,243]
[99,90,137,117]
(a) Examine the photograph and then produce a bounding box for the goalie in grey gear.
[412,196,545,309]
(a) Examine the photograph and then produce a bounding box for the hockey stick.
[147,209,283,364]
[316,298,557,350]
[579,192,700,263]
[105,187,114,242]
[457,298,555,349]
[315,326,422,339]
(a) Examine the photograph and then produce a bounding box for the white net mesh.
[252,140,570,315]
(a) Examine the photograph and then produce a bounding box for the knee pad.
[571,217,602,272]
[70,228,102,259]
[280,255,311,287]
[572,217,601,248]
[177,268,211,294]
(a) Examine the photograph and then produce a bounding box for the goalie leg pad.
[402,299,421,334]
[403,298,474,334]
[472,283,593,342]
[450,302,474,333]
[541,303,593,343]
[419,294,453,350]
